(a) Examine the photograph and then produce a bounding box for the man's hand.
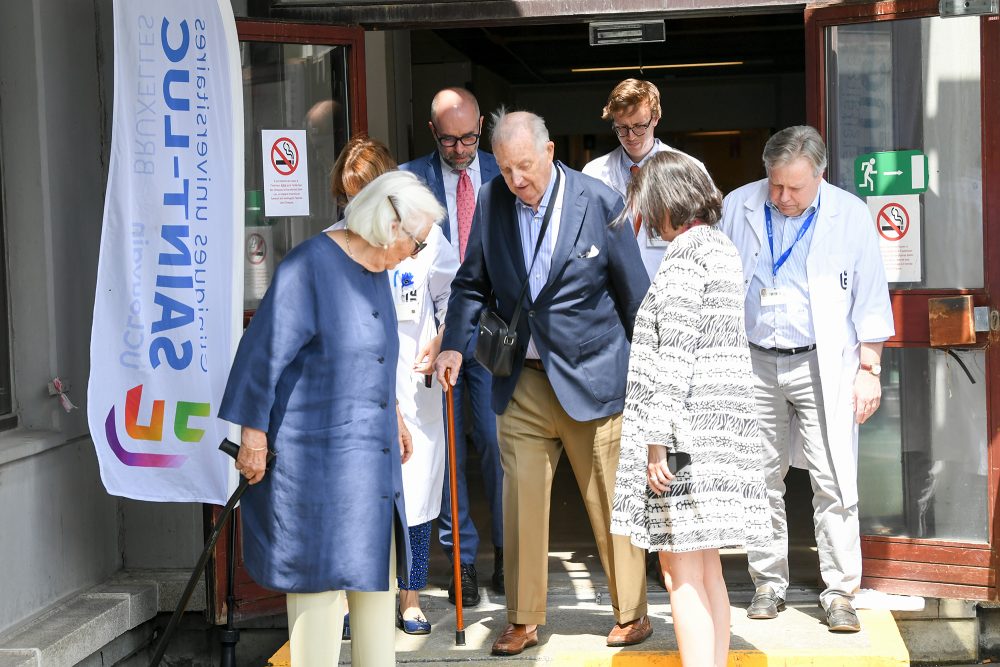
[397,404,413,464]
[236,426,268,485]
[647,444,675,495]
[413,332,443,375]
[852,370,882,424]
[434,350,463,387]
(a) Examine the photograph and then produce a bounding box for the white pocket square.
[579,244,600,259]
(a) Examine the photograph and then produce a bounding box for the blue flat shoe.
[396,608,431,635]
[342,613,351,641]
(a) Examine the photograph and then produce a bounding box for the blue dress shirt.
[515,166,562,359]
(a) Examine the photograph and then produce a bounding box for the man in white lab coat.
[583,78,706,280]
[719,125,894,633]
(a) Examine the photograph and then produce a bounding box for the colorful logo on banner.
[87,0,242,504]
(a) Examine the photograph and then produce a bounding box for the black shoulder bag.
[475,168,562,377]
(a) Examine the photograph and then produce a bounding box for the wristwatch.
[860,362,882,376]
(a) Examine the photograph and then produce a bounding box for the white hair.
[490,107,549,154]
[343,171,445,248]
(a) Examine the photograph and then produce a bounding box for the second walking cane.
[444,369,466,646]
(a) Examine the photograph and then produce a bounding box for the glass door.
[207,19,366,624]
[806,1,1000,600]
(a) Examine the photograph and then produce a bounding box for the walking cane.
[148,439,274,667]
[444,369,466,646]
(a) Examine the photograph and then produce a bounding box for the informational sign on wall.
[867,195,922,283]
[262,129,310,217]
[855,150,929,197]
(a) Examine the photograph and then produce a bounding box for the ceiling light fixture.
[571,60,744,73]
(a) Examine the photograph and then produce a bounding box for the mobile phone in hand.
[667,451,691,475]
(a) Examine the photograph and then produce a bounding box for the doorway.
[403,11,819,592]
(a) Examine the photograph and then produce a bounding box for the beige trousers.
[496,367,648,625]
[285,534,396,666]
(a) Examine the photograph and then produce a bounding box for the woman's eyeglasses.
[388,196,427,257]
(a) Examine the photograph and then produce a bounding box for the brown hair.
[330,135,398,208]
[600,79,662,121]
[625,151,722,237]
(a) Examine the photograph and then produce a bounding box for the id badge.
[760,287,789,307]
[394,271,420,322]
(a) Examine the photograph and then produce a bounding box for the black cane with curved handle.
[148,438,273,667]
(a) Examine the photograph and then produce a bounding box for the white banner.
[87,0,243,503]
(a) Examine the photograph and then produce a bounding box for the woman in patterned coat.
[611,151,770,667]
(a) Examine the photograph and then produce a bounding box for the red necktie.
[629,164,643,237]
[456,170,475,260]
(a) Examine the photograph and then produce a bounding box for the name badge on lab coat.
[760,287,789,307]
[394,271,420,322]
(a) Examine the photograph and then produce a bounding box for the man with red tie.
[400,87,502,607]
[583,79,707,280]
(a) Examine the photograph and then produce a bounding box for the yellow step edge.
[267,610,909,666]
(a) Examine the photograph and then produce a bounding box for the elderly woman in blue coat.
[220,170,446,666]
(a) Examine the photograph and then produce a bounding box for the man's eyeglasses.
[612,118,654,138]
[433,127,481,148]
[388,195,427,257]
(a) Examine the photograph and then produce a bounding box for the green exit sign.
[854,150,929,197]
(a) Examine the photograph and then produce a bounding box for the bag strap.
[506,166,562,341]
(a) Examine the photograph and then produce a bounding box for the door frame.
[207,18,367,624]
[805,0,1000,600]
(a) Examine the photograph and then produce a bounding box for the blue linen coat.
[219,233,409,593]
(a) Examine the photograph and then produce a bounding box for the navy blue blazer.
[401,149,500,358]
[441,162,651,421]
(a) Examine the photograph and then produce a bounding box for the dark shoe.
[491,623,538,656]
[491,547,504,595]
[825,596,861,633]
[396,608,431,635]
[747,585,785,620]
[447,563,481,607]
[606,615,653,647]
[342,613,350,641]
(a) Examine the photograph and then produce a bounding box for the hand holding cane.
[444,368,466,646]
[148,439,274,667]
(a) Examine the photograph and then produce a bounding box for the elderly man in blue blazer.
[435,109,652,657]
[400,87,502,608]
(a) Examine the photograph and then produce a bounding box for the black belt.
[523,358,545,372]
[749,342,817,356]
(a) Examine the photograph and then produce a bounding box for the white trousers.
[746,348,861,608]
[286,534,397,666]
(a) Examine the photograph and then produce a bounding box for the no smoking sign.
[261,129,309,217]
[876,202,909,241]
[270,137,299,176]
[866,194,921,283]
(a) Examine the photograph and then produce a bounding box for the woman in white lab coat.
[330,135,459,635]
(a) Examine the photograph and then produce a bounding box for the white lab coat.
[719,178,895,507]
[583,142,707,280]
[390,224,460,526]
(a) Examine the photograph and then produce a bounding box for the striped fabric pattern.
[611,225,771,553]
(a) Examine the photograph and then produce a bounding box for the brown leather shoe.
[606,615,653,647]
[491,624,539,656]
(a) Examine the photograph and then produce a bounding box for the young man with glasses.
[583,79,707,280]
[400,87,503,609]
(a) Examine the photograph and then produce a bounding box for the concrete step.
[265,588,910,666]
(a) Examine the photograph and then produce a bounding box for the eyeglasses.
[612,118,654,138]
[433,127,481,148]
[388,196,427,257]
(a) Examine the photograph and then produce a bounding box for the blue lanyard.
[764,203,818,276]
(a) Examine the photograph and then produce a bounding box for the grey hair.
[623,151,723,235]
[343,171,445,248]
[762,125,827,177]
[489,107,549,154]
